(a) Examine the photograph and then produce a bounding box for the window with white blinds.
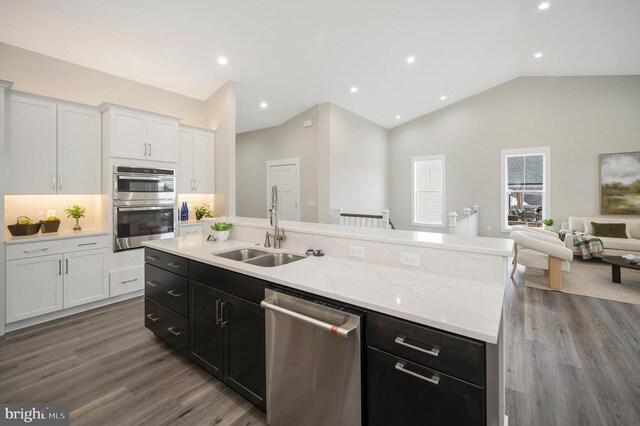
[412,155,445,226]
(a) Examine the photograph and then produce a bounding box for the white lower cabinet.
[5,239,110,324]
[6,255,64,323]
[64,249,109,308]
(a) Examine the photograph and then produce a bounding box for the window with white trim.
[501,147,550,232]
[412,155,445,226]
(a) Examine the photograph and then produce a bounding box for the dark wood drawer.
[145,248,189,278]
[367,347,484,426]
[189,261,268,304]
[145,264,189,317]
[367,311,485,386]
[145,297,188,356]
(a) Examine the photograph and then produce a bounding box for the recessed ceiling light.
[260,102,268,109]
[440,95,447,101]
[406,56,416,64]
[534,52,543,58]
[538,2,550,10]
[395,115,401,120]
[350,86,358,93]
[217,56,228,65]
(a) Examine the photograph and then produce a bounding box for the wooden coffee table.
[601,256,640,284]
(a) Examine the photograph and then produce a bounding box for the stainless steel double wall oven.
[113,166,176,251]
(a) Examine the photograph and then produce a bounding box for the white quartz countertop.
[4,229,110,245]
[201,216,514,257]
[144,236,505,343]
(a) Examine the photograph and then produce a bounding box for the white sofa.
[561,216,640,256]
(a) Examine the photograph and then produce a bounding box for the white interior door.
[267,159,299,221]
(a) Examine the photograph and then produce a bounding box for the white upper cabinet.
[103,104,179,163]
[57,104,101,194]
[6,93,101,195]
[178,126,215,194]
[6,94,57,194]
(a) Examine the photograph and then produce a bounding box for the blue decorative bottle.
[181,202,189,221]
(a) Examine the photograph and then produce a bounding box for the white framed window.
[500,147,550,232]
[412,155,445,227]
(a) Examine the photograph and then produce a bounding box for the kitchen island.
[143,218,512,425]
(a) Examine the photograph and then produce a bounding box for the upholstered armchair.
[510,230,574,290]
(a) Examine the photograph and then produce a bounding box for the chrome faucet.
[265,185,285,249]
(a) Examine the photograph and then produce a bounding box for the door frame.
[266,158,300,221]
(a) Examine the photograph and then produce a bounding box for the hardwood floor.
[1,270,639,425]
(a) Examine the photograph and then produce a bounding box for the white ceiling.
[1,0,639,133]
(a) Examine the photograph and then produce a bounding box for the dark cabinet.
[367,347,484,425]
[223,291,266,409]
[145,297,188,356]
[189,280,225,379]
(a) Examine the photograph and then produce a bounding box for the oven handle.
[116,175,173,181]
[117,206,173,212]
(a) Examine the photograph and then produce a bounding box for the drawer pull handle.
[395,362,440,385]
[146,255,160,261]
[146,314,160,322]
[167,327,182,336]
[166,262,181,269]
[167,290,183,298]
[395,336,440,357]
[78,242,97,246]
[146,280,159,287]
[23,247,48,254]
[121,278,139,284]
[216,299,222,325]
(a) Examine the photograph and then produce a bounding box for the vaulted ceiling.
[1,0,639,132]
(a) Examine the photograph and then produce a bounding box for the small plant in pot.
[195,204,213,220]
[65,205,86,231]
[41,216,61,233]
[542,218,554,230]
[210,222,232,242]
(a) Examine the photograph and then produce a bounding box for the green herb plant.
[195,204,213,220]
[542,218,554,226]
[65,205,86,230]
[211,223,233,231]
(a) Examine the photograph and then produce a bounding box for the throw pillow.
[591,222,628,239]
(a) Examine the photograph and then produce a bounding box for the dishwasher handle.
[261,299,358,338]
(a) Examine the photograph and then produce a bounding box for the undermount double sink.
[214,248,306,267]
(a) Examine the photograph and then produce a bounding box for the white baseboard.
[4,290,143,334]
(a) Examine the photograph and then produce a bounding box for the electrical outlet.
[349,246,365,258]
[400,252,420,267]
[487,225,492,232]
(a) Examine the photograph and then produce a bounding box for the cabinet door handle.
[145,280,159,287]
[220,301,229,328]
[395,362,440,385]
[52,175,56,191]
[167,327,182,336]
[148,143,152,157]
[58,259,62,275]
[167,290,183,298]
[144,143,148,156]
[166,262,181,269]
[216,299,222,325]
[58,175,63,191]
[146,313,160,322]
[23,247,48,254]
[77,242,97,247]
[65,258,69,274]
[194,179,198,191]
[146,255,160,261]
[122,278,139,284]
[395,336,440,357]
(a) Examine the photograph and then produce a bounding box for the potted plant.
[542,218,554,231]
[210,222,232,242]
[65,205,86,231]
[195,204,213,220]
[40,216,61,233]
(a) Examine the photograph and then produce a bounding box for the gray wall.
[389,76,640,237]
[329,104,388,217]
[236,105,321,222]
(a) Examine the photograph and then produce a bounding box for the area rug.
[523,258,640,305]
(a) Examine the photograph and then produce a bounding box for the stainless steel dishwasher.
[261,287,364,425]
